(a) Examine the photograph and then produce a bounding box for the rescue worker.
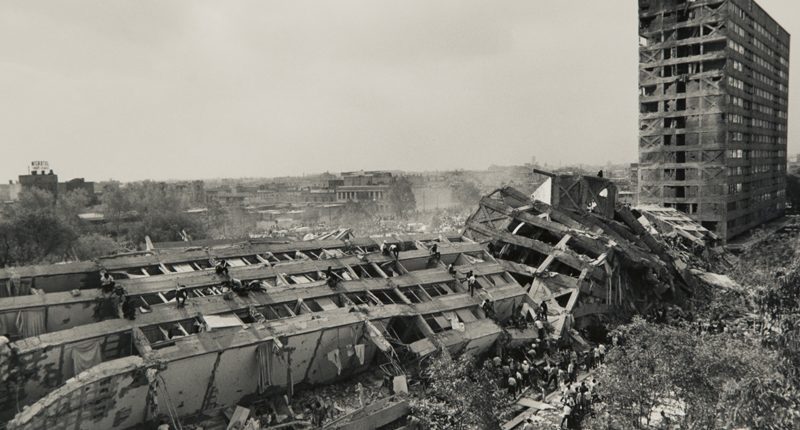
[175,285,188,308]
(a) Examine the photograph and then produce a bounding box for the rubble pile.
[0,172,771,430]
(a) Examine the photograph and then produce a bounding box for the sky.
[1,1,798,182]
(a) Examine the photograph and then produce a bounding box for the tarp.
[71,338,102,376]
[18,308,46,338]
[256,342,272,393]
[0,312,18,337]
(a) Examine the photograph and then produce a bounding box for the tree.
[100,181,208,244]
[101,183,133,237]
[12,188,57,218]
[0,189,76,266]
[584,317,800,430]
[128,211,206,244]
[72,233,121,260]
[386,177,416,218]
[411,349,508,430]
[56,189,90,231]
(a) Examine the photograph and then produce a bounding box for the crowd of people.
[473,304,620,430]
[481,341,607,429]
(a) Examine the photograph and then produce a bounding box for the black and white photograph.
[0,1,798,429]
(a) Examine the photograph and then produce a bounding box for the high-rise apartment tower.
[638,0,789,240]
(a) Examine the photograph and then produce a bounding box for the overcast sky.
[1,1,798,182]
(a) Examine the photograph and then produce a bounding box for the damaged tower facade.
[638,0,790,241]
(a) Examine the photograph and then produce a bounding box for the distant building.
[171,180,206,204]
[18,161,59,198]
[58,178,95,200]
[302,188,336,204]
[0,181,22,203]
[13,161,96,202]
[333,171,393,212]
[638,0,789,241]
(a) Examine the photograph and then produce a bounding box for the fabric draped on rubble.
[12,308,46,338]
[256,342,274,394]
[0,312,18,337]
[71,338,103,376]
[354,344,365,365]
[0,275,32,298]
[327,349,342,375]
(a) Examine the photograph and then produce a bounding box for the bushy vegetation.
[585,317,798,429]
[586,229,800,429]
[411,349,509,430]
[0,182,208,266]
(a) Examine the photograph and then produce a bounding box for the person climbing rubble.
[230,278,246,295]
[100,270,115,293]
[214,259,230,276]
[326,267,340,289]
[560,402,573,429]
[535,317,546,341]
[121,294,136,320]
[507,374,518,396]
[467,271,477,296]
[175,285,188,308]
[447,263,457,277]
[247,280,265,293]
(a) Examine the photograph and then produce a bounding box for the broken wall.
[152,320,379,419]
[7,357,150,430]
[8,329,133,417]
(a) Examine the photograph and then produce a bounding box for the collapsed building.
[0,234,531,429]
[464,171,721,350]
[0,172,723,429]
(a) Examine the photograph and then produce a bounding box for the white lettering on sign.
[30,161,50,173]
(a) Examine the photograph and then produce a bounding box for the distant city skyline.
[1,0,798,182]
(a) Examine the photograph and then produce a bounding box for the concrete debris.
[0,178,738,430]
